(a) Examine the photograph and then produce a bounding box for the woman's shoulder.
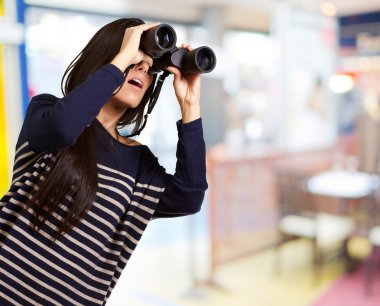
[22,94,59,117]
[28,93,59,110]
[31,93,59,102]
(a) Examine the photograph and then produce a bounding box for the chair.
[355,111,380,293]
[365,190,380,294]
[275,168,356,284]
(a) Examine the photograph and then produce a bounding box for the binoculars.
[140,24,216,74]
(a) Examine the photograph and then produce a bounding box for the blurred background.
[2,0,380,305]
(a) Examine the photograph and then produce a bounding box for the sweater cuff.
[102,64,125,87]
[176,118,203,133]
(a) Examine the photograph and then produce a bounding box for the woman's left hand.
[166,44,201,124]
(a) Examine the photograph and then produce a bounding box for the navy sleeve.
[141,118,208,218]
[26,64,125,152]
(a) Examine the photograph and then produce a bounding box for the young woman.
[0,18,208,305]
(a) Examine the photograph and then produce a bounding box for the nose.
[135,61,150,74]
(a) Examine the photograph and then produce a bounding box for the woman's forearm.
[180,102,201,124]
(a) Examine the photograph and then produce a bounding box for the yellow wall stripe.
[0,44,9,195]
[0,0,8,195]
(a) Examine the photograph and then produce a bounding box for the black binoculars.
[140,24,216,74]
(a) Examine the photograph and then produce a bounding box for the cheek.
[145,75,154,90]
[147,75,154,86]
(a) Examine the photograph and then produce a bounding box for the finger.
[166,66,182,77]
[137,22,161,32]
[142,53,153,67]
[133,50,153,67]
[125,23,160,37]
[181,43,193,52]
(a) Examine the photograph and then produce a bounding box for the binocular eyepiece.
[140,24,216,74]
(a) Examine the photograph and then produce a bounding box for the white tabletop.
[307,170,380,199]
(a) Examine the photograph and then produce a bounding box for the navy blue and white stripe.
[0,64,207,305]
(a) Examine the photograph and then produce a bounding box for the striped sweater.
[0,64,208,305]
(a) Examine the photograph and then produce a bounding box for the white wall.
[25,0,270,32]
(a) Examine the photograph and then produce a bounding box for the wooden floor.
[107,239,347,306]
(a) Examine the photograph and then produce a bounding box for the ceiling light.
[320,2,337,17]
[328,74,354,94]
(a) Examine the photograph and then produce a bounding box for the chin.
[112,97,141,109]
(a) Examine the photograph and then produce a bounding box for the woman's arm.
[140,118,208,218]
[148,43,207,216]
[166,44,202,124]
[26,64,125,152]
[157,118,208,217]
[27,22,160,152]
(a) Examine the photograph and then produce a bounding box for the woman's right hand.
[111,22,160,72]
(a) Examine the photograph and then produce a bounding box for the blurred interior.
[2,0,380,305]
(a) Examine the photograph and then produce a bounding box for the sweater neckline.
[93,118,147,150]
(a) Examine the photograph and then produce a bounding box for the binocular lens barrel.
[196,47,216,73]
[183,46,217,74]
[156,26,175,49]
[140,24,176,55]
[140,24,217,73]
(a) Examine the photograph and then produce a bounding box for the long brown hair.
[26,18,157,241]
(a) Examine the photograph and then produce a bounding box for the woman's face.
[112,60,154,108]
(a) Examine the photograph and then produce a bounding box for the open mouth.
[128,78,143,89]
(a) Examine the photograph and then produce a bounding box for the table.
[307,170,380,237]
[307,170,380,199]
